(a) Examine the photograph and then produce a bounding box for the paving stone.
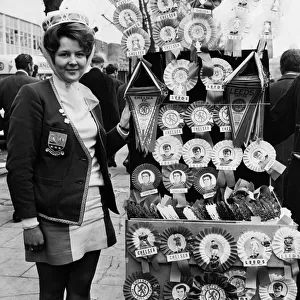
[0,227,22,246]
[91,283,123,300]
[21,264,39,279]
[0,276,39,297]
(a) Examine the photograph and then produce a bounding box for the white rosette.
[272,227,300,262]
[182,138,213,168]
[212,140,243,171]
[121,27,151,58]
[243,140,276,173]
[259,274,297,300]
[150,0,178,22]
[152,135,183,166]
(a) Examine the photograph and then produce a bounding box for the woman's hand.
[119,100,131,129]
[23,226,45,252]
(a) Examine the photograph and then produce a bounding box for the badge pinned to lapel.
[46,131,68,156]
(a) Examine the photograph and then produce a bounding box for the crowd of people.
[1,7,300,300]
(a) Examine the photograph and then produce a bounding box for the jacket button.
[75,180,84,185]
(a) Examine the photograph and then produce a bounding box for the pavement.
[0,146,130,300]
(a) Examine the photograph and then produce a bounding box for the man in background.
[0,53,38,222]
[106,63,124,93]
[80,53,120,167]
[269,49,300,201]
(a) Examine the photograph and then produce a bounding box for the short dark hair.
[223,148,232,155]
[106,64,117,75]
[273,282,283,289]
[176,284,186,292]
[163,144,171,150]
[43,22,94,62]
[203,174,212,180]
[15,54,33,70]
[192,146,201,153]
[280,49,300,74]
[173,171,182,177]
[141,171,151,177]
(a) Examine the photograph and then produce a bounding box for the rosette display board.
[223,51,267,147]
[162,163,193,206]
[259,274,297,300]
[123,272,160,300]
[178,13,217,75]
[225,270,256,300]
[163,59,198,102]
[158,104,185,136]
[152,19,181,56]
[153,135,183,166]
[200,58,233,104]
[113,3,143,33]
[163,278,193,300]
[184,101,214,133]
[126,222,161,272]
[213,105,232,133]
[182,138,213,168]
[243,140,286,180]
[132,163,162,203]
[193,227,237,272]
[125,59,168,153]
[272,227,300,278]
[160,227,194,279]
[121,27,151,58]
[150,0,177,22]
[188,272,238,300]
[193,167,218,199]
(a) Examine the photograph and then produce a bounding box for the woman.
[6,10,130,300]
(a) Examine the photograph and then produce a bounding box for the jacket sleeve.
[269,76,299,145]
[6,84,43,219]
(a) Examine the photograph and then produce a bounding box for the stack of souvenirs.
[108,1,300,299]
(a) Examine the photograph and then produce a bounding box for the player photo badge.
[152,19,182,57]
[191,0,222,15]
[243,140,286,180]
[182,138,213,168]
[225,270,256,300]
[161,227,194,279]
[164,279,193,300]
[46,131,67,156]
[150,0,177,22]
[259,274,297,300]
[153,136,183,166]
[113,2,142,33]
[237,231,272,267]
[158,104,185,136]
[212,140,243,171]
[272,227,300,262]
[163,59,198,102]
[213,105,232,133]
[193,227,237,272]
[132,164,162,198]
[123,272,160,300]
[200,58,233,104]
[188,273,238,300]
[184,101,214,133]
[193,167,218,199]
[121,27,151,58]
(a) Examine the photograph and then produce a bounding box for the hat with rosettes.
[42,10,90,32]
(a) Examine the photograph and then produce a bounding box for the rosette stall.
[109,0,300,299]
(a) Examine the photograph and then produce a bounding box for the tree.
[42,0,64,15]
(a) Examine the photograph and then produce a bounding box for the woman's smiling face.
[54,37,87,83]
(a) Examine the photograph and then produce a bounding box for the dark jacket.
[6,79,126,225]
[270,74,300,223]
[269,73,298,200]
[0,71,38,136]
[80,68,120,131]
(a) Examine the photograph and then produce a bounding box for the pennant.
[125,59,168,154]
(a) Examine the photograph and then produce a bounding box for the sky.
[0,0,299,56]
